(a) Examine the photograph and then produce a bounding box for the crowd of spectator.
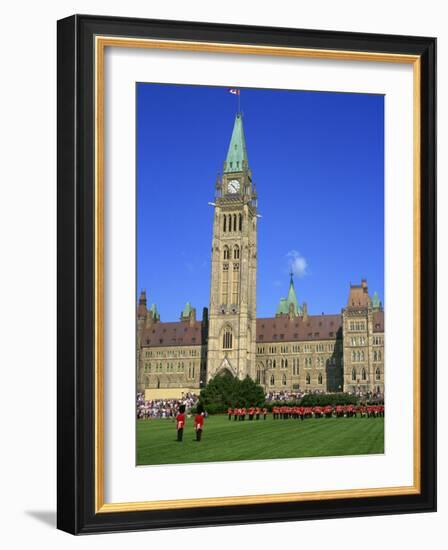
[136,392,199,419]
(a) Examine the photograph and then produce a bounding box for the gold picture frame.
[57,15,436,534]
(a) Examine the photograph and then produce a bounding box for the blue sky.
[137,83,384,321]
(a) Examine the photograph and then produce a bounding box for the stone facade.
[136,113,384,396]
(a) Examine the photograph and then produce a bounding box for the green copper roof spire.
[287,273,302,316]
[372,291,381,310]
[275,274,303,317]
[149,303,160,321]
[223,113,248,173]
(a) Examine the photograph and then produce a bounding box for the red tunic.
[194,414,204,430]
[176,412,186,430]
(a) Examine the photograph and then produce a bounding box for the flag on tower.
[228,88,240,95]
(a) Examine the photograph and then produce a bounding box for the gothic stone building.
[137,113,384,398]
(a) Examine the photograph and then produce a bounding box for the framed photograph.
[57,15,436,534]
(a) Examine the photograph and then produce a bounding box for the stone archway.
[216,356,237,378]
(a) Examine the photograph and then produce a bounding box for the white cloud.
[286,250,308,278]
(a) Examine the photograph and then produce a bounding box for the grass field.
[136,415,384,466]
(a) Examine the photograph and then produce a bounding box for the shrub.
[299,393,358,407]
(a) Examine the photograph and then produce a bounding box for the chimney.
[190,307,196,325]
[302,302,308,322]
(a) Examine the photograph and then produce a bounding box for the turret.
[147,303,160,325]
[137,290,148,331]
[180,302,196,325]
[371,291,383,311]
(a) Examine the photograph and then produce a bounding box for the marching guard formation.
[228,404,384,421]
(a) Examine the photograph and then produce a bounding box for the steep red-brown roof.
[347,284,371,309]
[141,321,204,347]
[256,314,342,343]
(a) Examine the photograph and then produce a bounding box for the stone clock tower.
[207,113,258,381]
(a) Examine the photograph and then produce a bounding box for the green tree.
[199,372,265,414]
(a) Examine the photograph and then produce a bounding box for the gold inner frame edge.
[94,36,421,513]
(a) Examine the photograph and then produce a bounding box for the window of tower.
[233,245,240,260]
[223,215,227,232]
[222,326,233,349]
[239,213,242,231]
[233,214,237,232]
[232,263,240,303]
[221,263,229,304]
[223,246,230,260]
[352,368,356,381]
[362,368,367,380]
[376,368,381,380]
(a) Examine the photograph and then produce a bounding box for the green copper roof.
[182,302,193,318]
[150,303,160,320]
[276,275,302,317]
[276,298,289,315]
[372,291,381,308]
[223,113,248,173]
[287,274,302,316]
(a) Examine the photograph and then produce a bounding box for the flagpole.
[238,91,241,114]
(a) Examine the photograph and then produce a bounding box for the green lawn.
[137,415,384,466]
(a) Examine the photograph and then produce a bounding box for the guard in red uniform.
[194,403,205,441]
[176,404,186,442]
[228,407,233,421]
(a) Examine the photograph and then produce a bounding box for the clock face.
[228,179,240,194]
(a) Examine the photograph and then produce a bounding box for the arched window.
[352,350,356,361]
[318,373,323,385]
[270,374,275,386]
[282,374,287,385]
[221,263,229,304]
[223,215,227,232]
[223,246,230,260]
[233,245,240,260]
[361,351,365,361]
[239,213,242,231]
[357,351,361,362]
[374,350,377,361]
[285,359,288,368]
[306,373,311,385]
[375,368,381,381]
[233,214,237,232]
[351,368,356,381]
[222,326,233,349]
[273,359,276,369]
[362,368,367,381]
[378,350,382,360]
